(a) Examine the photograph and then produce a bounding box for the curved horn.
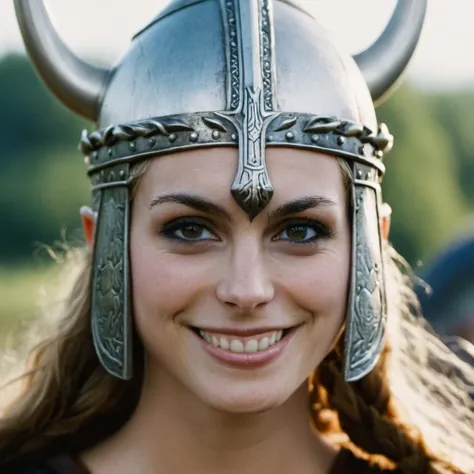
[14,0,111,121]
[354,0,427,105]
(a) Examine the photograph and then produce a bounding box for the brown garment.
[38,448,399,474]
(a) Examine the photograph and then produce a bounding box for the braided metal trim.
[79,111,393,183]
[222,0,241,111]
[260,0,275,112]
[268,114,393,154]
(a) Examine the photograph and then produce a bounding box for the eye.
[279,225,316,242]
[273,220,331,244]
[160,218,218,242]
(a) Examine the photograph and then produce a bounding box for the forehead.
[137,147,347,204]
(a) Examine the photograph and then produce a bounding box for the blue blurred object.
[416,234,474,335]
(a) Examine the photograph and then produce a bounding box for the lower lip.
[195,329,296,369]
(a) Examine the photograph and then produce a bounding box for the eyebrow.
[149,193,335,221]
[268,196,336,221]
[149,193,231,221]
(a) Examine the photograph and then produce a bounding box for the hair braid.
[319,356,431,473]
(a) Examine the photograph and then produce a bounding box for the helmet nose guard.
[15,0,424,382]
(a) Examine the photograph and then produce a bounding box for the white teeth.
[245,339,259,353]
[230,340,244,353]
[258,337,269,351]
[198,329,287,353]
[219,337,230,350]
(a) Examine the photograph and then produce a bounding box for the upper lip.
[190,325,297,337]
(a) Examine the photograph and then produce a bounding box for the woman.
[2,0,473,472]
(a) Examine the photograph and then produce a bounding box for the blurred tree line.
[0,54,473,267]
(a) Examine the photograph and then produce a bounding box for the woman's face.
[130,147,351,413]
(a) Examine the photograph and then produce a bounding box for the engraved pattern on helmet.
[91,184,132,379]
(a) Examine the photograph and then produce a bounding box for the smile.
[191,326,297,368]
[198,329,285,354]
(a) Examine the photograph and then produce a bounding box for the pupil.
[182,224,202,239]
[288,226,307,240]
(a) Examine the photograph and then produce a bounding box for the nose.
[216,242,275,313]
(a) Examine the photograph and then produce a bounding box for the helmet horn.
[14,0,111,121]
[354,0,427,105]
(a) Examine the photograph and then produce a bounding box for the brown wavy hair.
[0,159,473,473]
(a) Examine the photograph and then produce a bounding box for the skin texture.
[80,147,375,474]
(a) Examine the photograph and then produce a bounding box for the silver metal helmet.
[15,0,427,382]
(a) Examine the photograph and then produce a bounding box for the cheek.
[129,229,195,328]
[279,249,351,319]
[129,226,219,332]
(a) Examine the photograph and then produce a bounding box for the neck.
[81,365,337,474]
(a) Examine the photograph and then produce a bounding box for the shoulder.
[331,449,402,474]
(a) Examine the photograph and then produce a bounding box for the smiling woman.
[128,148,350,416]
[2,0,474,473]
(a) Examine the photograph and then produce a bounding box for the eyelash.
[159,217,218,243]
[159,217,334,245]
[272,219,334,244]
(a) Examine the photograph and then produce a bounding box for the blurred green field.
[0,264,54,345]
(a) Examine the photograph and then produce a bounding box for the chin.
[196,379,295,415]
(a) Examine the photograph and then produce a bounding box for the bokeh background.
[1,0,474,344]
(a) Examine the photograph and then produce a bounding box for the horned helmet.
[15,0,426,381]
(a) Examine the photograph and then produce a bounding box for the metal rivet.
[189,132,199,142]
[375,150,383,158]
[286,131,294,141]
[212,130,221,140]
[231,133,237,141]
[311,134,319,143]
[108,148,113,157]
[356,169,363,179]
[120,170,125,179]
[129,142,136,151]
[148,137,156,147]
[92,151,98,160]
[267,135,273,142]
[109,171,115,181]
[337,136,345,145]
[169,134,177,143]
[366,171,371,180]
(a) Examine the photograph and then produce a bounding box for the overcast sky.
[2,0,474,90]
